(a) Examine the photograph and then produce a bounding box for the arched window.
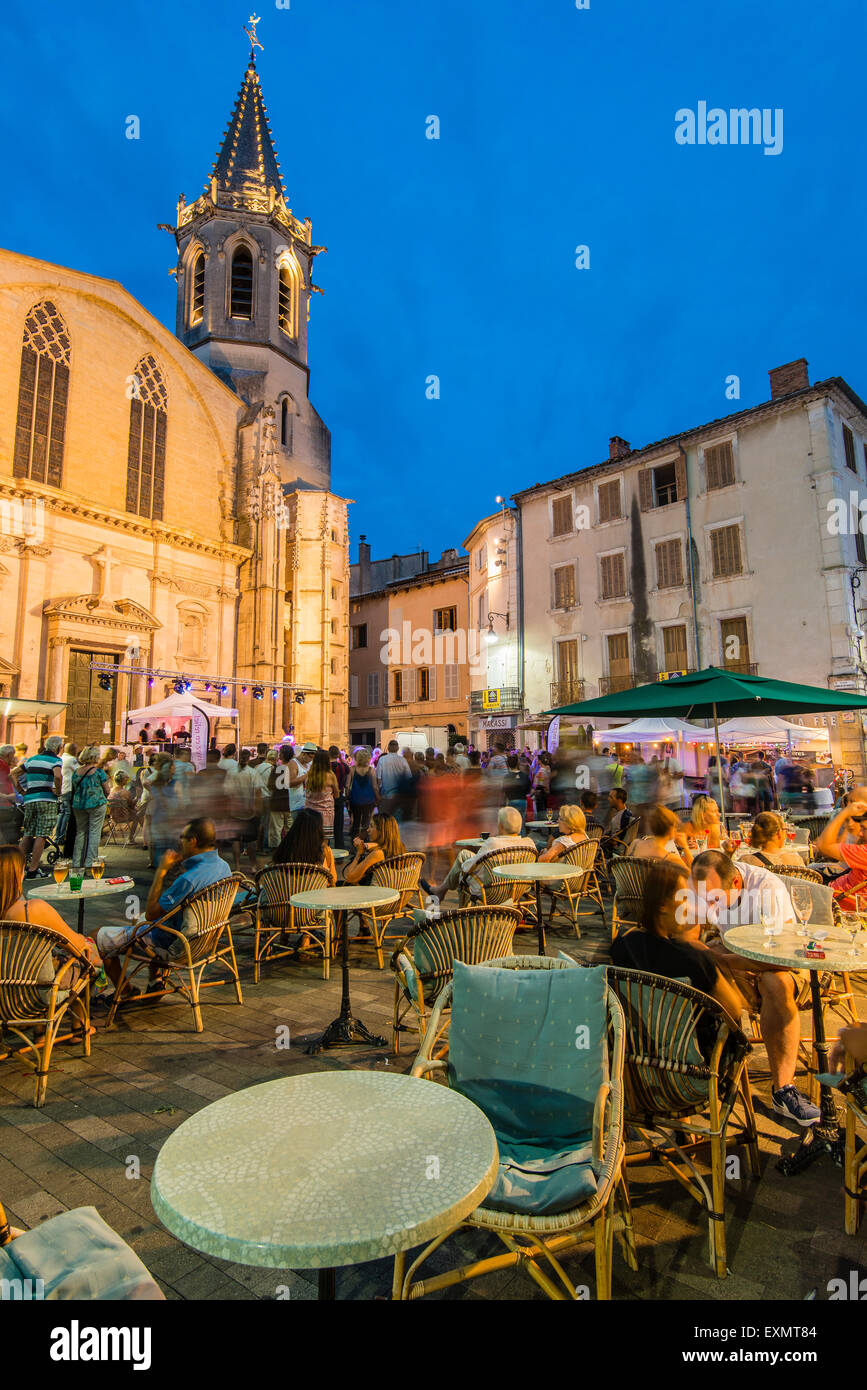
[230,246,253,319]
[177,604,206,661]
[280,396,294,450]
[13,301,71,486]
[126,355,168,520]
[189,252,205,327]
[278,256,300,338]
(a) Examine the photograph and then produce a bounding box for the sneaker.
[772,1084,820,1128]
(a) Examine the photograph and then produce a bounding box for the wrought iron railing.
[549,679,586,706]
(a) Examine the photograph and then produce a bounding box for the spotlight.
[204,683,211,692]
[294,692,305,705]
[220,684,228,696]
[147,678,155,688]
[183,681,192,693]
[271,688,278,699]
[173,679,184,694]
[241,686,248,695]
[98,674,112,692]
[253,686,264,701]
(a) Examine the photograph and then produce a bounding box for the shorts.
[22,801,58,839]
[96,923,173,962]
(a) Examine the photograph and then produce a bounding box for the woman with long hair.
[271,807,336,880]
[735,811,802,870]
[538,804,589,862]
[689,793,724,850]
[304,749,339,836]
[0,844,98,971]
[628,804,693,867]
[344,812,406,886]
[71,746,109,868]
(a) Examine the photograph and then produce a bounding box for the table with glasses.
[291,886,400,1052]
[26,873,136,935]
[722,920,867,1174]
[150,1070,498,1300]
[455,838,487,849]
[491,862,588,955]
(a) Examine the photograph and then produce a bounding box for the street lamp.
[485,611,510,644]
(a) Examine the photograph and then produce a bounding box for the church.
[0,34,349,751]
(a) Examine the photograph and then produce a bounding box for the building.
[348,540,471,748]
[462,508,523,748]
[514,359,867,773]
[0,38,348,751]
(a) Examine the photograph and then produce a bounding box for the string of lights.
[88,662,310,704]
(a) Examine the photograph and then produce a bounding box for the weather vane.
[243,14,263,60]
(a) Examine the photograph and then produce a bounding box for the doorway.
[65,651,118,747]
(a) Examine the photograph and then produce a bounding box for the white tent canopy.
[124,694,239,724]
[716,715,828,747]
[592,716,710,744]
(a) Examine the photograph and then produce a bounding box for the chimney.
[769,359,809,400]
[609,436,631,461]
[357,535,370,589]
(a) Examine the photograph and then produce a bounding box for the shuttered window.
[444,665,459,699]
[844,424,858,473]
[190,253,205,326]
[230,246,254,319]
[705,441,735,490]
[349,675,359,707]
[606,633,630,680]
[856,531,866,566]
[393,671,403,702]
[599,552,627,599]
[710,524,743,578]
[13,301,71,487]
[557,640,579,682]
[418,669,430,701]
[551,496,572,536]
[366,671,379,705]
[655,539,683,589]
[553,565,576,609]
[598,479,621,522]
[721,617,750,670]
[663,625,688,670]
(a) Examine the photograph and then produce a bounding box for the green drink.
[69,870,84,893]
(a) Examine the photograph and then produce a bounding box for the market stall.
[123,693,239,770]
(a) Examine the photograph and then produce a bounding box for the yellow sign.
[657,670,688,682]
[482,688,502,711]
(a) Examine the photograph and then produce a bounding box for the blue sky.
[3,0,864,561]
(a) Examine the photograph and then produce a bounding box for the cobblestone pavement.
[1,842,865,1300]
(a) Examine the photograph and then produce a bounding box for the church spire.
[207,16,284,209]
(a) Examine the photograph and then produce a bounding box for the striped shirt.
[22,753,61,804]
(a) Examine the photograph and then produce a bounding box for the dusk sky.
[4,0,865,561]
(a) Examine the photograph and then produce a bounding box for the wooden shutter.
[663,625,688,669]
[705,441,734,490]
[607,633,630,679]
[403,668,416,703]
[600,552,627,598]
[710,524,742,578]
[554,565,575,608]
[638,469,653,512]
[349,675,359,707]
[655,539,683,589]
[557,640,579,682]
[856,532,866,565]
[720,617,750,670]
[674,454,687,501]
[552,496,572,536]
[844,425,858,472]
[428,666,437,701]
[598,479,621,522]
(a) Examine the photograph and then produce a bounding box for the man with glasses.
[95,817,231,999]
[814,796,867,909]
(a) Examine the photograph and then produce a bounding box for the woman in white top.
[734,811,803,870]
[627,804,693,867]
[538,804,589,862]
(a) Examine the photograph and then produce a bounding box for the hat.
[301,741,318,753]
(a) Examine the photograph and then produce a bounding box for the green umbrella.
[544,666,867,819]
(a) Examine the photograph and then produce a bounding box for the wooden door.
[65,651,117,747]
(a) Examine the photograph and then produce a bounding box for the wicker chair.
[586,822,608,877]
[794,815,832,842]
[841,1061,867,1234]
[250,863,335,982]
[0,921,95,1107]
[353,853,426,969]
[398,956,636,1301]
[106,875,245,1033]
[0,1196,164,1299]
[606,964,759,1278]
[457,845,537,914]
[389,905,520,1054]
[543,839,605,935]
[610,856,658,938]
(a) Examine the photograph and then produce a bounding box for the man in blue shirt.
[20,733,63,877]
[96,817,232,997]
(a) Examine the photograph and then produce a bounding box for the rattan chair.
[389,904,520,1053]
[398,956,636,1301]
[794,815,832,842]
[841,1061,867,1234]
[0,920,94,1107]
[543,839,605,935]
[106,875,245,1033]
[352,852,426,969]
[457,845,537,913]
[249,862,335,981]
[606,964,759,1278]
[610,856,658,938]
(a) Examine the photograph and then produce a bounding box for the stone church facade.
[0,51,349,750]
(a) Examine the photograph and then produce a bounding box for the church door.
[65,651,118,747]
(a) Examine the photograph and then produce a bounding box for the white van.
[380,727,450,756]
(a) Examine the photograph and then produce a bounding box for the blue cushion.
[0,1207,163,1301]
[448,961,608,1214]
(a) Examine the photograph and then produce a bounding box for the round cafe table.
[723,922,867,1174]
[332,848,350,861]
[492,862,587,956]
[292,886,399,1053]
[151,1070,498,1300]
[26,874,136,935]
[527,820,558,831]
[455,838,486,849]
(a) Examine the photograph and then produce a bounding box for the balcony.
[723,662,758,676]
[469,687,524,715]
[549,678,586,707]
[598,673,634,695]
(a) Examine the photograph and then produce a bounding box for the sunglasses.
[851,814,867,824]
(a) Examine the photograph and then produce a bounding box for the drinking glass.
[52,858,70,885]
[69,870,83,893]
[840,912,863,958]
[791,883,813,938]
[90,857,105,881]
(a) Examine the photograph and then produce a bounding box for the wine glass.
[52,858,69,885]
[840,911,863,958]
[791,882,813,938]
[761,909,782,950]
[90,857,105,881]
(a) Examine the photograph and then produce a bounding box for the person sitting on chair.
[421,805,536,902]
[95,818,231,1000]
[538,804,589,862]
[600,788,636,859]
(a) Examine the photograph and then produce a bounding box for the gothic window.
[190,252,205,327]
[13,301,71,486]
[280,395,295,450]
[278,257,300,338]
[230,246,254,319]
[126,356,168,520]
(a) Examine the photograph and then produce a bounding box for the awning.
[1,698,67,719]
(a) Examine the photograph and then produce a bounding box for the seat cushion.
[0,1206,164,1300]
[484,1138,597,1215]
